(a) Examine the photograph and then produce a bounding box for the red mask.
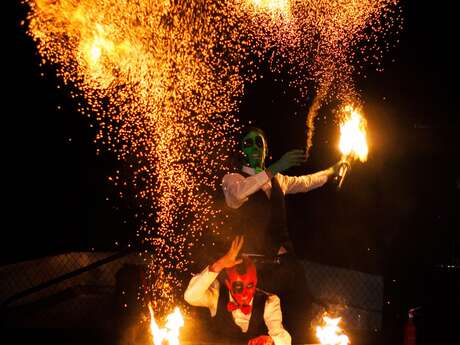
[224,257,257,306]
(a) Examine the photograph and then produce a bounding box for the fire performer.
[220,126,345,340]
[184,236,291,345]
[222,126,344,256]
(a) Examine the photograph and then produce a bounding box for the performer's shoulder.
[222,171,245,184]
[265,293,280,302]
[255,288,278,299]
[256,290,281,306]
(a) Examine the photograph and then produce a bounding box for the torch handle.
[334,156,350,190]
[337,164,349,189]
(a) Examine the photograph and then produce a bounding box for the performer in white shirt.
[184,236,292,345]
[218,126,345,342]
[222,126,344,258]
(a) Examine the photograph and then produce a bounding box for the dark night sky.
[4,0,459,307]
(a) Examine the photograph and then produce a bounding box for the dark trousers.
[255,255,316,342]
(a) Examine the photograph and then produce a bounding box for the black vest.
[212,284,268,342]
[226,172,291,258]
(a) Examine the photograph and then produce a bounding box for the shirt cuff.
[254,170,270,185]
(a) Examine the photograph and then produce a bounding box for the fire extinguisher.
[403,308,416,345]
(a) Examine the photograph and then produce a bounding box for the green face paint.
[241,131,267,172]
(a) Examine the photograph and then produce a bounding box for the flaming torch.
[316,314,350,345]
[335,105,368,189]
[148,304,184,345]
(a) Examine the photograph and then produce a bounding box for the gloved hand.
[248,335,275,345]
[327,160,350,178]
[267,149,306,176]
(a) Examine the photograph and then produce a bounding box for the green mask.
[241,131,267,173]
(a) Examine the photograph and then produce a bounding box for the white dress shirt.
[184,266,292,345]
[222,166,330,210]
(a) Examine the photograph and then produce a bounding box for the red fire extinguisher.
[403,308,416,345]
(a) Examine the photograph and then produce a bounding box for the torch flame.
[339,105,368,162]
[148,304,184,345]
[316,315,350,345]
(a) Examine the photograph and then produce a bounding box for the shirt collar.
[242,165,255,176]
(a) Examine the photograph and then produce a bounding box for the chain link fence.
[1,252,383,332]
[0,251,145,328]
[303,261,383,332]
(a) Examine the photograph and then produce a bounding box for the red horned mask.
[224,257,257,307]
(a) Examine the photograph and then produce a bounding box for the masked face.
[224,258,257,305]
[241,130,267,171]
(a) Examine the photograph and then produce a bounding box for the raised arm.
[277,160,346,194]
[184,236,244,315]
[183,266,220,310]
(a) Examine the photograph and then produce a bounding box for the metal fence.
[302,261,383,332]
[0,251,145,328]
[0,252,383,331]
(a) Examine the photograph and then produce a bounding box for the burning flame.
[148,304,184,345]
[316,315,350,345]
[339,105,368,162]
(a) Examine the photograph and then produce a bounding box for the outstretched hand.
[248,335,275,345]
[328,159,350,177]
[210,236,244,273]
[268,149,306,176]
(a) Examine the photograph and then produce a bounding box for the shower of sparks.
[24,0,248,311]
[23,0,401,312]
[238,0,402,157]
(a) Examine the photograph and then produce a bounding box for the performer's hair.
[235,256,251,275]
[240,125,267,141]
